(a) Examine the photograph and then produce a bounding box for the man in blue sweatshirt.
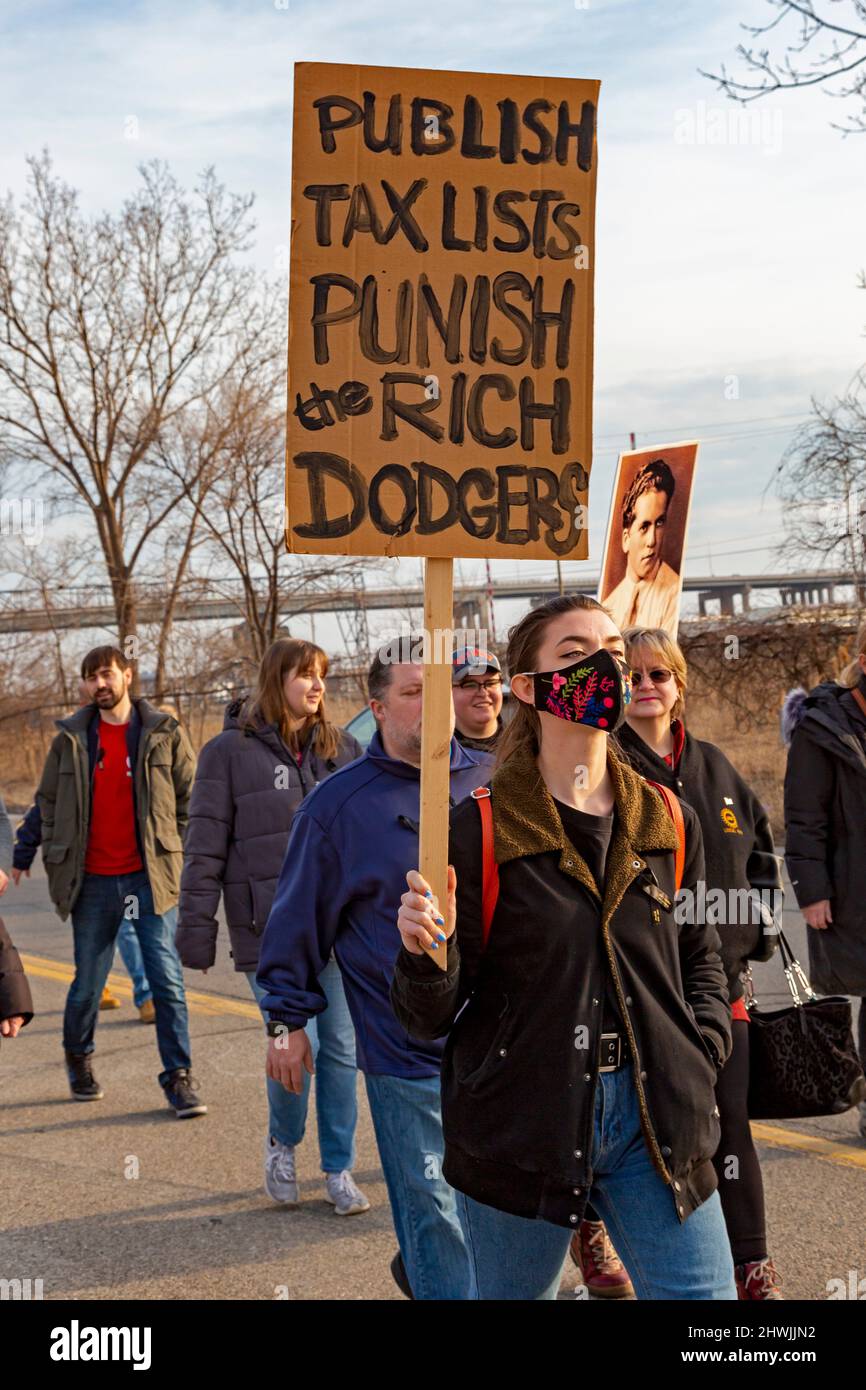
[257,651,493,1300]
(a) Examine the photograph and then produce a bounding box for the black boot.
[65,1051,104,1101]
[161,1068,207,1118]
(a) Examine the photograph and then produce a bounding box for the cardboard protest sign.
[598,440,699,639]
[286,62,599,561]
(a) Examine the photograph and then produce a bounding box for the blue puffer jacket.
[257,730,494,1078]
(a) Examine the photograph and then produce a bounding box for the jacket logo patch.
[720,805,742,835]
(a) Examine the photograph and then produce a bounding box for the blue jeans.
[456,1067,738,1300]
[364,1072,470,1301]
[115,919,152,1008]
[64,870,191,1086]
[246,956,358,1172]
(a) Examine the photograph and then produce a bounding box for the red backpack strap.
[471,786,499,949]
[646,780,686,893]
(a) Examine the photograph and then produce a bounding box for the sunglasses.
[630,668,673,687]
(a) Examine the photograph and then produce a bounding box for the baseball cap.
[452,646,502,683]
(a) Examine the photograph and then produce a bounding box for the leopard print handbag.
[746,929,866,1119]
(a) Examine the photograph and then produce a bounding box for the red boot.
[735,1257,784,1300]
[569,1219,634,1298]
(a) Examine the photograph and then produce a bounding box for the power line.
[594,409,811,443]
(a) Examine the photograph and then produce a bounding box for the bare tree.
[702,0,866,133]
[0,153,281,683]
[770,368,866,593]
[161,374,381,666]
[0,536,94,704]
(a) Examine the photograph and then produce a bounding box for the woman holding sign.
[391,594,736,1300]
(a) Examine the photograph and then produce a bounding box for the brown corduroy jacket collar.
[490,743,679,926]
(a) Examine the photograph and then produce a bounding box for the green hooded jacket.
[37,699,196,920]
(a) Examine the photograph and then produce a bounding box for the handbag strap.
[851,685,866,722]
[472,787,499,949]
[751,923,817,1007]
[646,780,686,892]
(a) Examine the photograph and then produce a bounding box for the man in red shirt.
[38,646,204,1116]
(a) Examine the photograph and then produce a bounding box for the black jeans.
[712,1019,767,1265]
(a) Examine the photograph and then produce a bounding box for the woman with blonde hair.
[783,617,866,1142]
[616,626,783,1300]
[390,594,736,1300]
[177,637,367,1214]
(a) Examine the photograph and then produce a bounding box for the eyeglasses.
[630,668,673,687]
[456,677,503,694]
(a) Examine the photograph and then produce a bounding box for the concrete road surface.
[2,860,865,1301]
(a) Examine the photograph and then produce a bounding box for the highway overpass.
[0,569,859,634]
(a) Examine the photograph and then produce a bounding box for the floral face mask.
[521,648,632,732]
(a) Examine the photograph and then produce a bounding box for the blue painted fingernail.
[437,932,446,942]
[425,890,433,899]
[436,916,445,926]
[430,940,439,949]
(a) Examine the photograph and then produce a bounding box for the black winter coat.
[391,745,731,1231]
[784,677,866,995]
[615,722,776,1002]
[176,702,362,972]
[0,915,34,1044]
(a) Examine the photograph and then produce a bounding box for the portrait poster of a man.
[598,441,699,639]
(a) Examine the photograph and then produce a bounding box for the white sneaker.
[324,1170,371,1216]
[264,1136,299,1205]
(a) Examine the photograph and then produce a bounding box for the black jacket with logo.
[390,746,731,1231]
[615,722,777,1002]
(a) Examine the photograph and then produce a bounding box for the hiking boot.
[99,988,121,1010]
[324,1170,371,1216]
[736,1257,784,1300]
[161,1068,207,1119]
[390,1251,414,1299]
[65,1051,104,1101]
[569,1218,634,1298]
[138,999,156,1024]
[264,1136,299,1205]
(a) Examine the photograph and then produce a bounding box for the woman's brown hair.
[839,618,866,687]
[242,637,342,761]
[623,626,688,721]
[496,593,614,770]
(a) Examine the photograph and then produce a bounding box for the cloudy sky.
[1,0,862,639]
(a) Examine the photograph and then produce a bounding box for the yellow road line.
[752,1120,866,1171]
[20,953,261,1021]
[20,949,866,1169]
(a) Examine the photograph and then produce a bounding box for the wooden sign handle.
[418,556,454,972]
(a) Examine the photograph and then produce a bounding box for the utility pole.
[484,558,496,644]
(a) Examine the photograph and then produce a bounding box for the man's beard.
[392,724,423,761]
[95,689,123,710]
[404,727,423,755]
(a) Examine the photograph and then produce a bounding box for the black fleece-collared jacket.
[615,721,777,1003]
[391,745,731,1231]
